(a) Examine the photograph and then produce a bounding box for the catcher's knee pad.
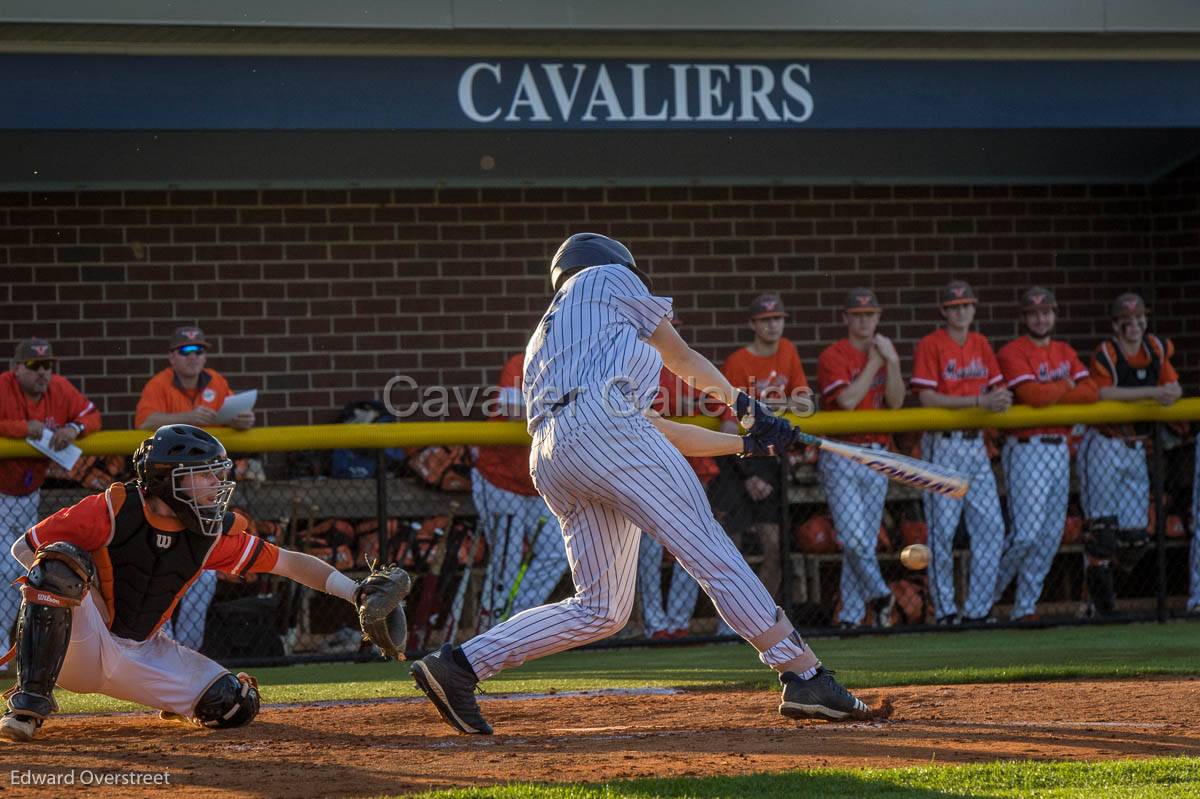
[194,672,260,729]
[7,543,97,721]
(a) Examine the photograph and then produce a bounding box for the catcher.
[0,424,409,742]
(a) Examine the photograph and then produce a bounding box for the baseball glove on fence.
[355,563,412,661]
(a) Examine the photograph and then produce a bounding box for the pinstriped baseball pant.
[996,438,1069,619]
[460,411,818,681]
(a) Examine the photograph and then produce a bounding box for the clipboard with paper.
[214,390,257,424]
[26,429,83,471]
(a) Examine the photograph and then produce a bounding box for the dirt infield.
[6,678,1199,798]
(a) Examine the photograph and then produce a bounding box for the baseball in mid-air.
[900,544,930,570]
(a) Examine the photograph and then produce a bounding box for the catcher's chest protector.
[103,482,222,641]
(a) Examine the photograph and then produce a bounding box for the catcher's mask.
[550,232,651,292]
[133,424,235,537]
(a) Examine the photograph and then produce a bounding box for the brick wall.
[1,163,1196,429]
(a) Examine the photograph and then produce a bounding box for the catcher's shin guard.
[1086,563,1118,618]
[193,672,260,729]
[3,543,95,739]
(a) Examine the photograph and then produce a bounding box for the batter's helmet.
[134,425,235,537]
[550,232,651,292]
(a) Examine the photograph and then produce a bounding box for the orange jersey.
[27,482,279,640]
[817,338,891,448]
[0,371,101,496]
[134,368,233,429]
[1091,335,1176,439]
[473,353,537,496]
[997,336,1092,437]
[653,367,720,484]
[911,328,1004,398]
[721,337,810,424]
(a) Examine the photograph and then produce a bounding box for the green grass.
[55,620,1200,715]
[389,757,1200,798]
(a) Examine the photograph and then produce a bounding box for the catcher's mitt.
[355,562,412,661]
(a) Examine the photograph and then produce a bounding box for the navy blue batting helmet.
[550,233,651,292]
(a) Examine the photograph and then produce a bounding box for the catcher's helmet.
[133,425,235,537]
[550,232,651,292]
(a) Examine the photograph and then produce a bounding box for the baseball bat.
[795,431,969,499]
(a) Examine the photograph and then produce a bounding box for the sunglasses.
[176,345,206,356]
[21,360,54,371]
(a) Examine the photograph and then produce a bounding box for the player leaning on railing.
[0,424,409,742]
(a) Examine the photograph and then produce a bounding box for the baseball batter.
[995,287,1096,621]
[1079,292,1179,616]
[412,233,871,735]
[816,288,904,628]
[471,353,569,630]
[911,280,1012,625]
[0,425,390,742]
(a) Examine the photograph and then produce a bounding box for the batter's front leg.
[460,502,641,681]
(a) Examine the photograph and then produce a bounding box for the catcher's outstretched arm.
[270,548,357,603]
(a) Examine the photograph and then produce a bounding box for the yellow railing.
[2,398,1198,458]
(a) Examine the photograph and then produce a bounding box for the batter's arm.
[648,317,739,407]
[269,548,358,604]
[646,413,745,457]
[10,536,34,570]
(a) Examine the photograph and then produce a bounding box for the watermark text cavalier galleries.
[10,769,171,787]
[382,375,815,420]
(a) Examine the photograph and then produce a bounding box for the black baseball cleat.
[411,644,493,735]
[779,667,871,721]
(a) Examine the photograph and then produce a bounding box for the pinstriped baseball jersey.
[524,264,671,433]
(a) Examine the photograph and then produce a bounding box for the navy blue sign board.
[2,55,1198,130]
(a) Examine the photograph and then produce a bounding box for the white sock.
[797,666,819,680]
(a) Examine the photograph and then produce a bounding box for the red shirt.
[911,328,1004,398]
[817,338,891,448]
[0,371,102,496]
[997,336,1092,437]
[653,367,719,484]
[473,354,537,496]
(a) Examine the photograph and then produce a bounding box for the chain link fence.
[2,423,1198,668]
